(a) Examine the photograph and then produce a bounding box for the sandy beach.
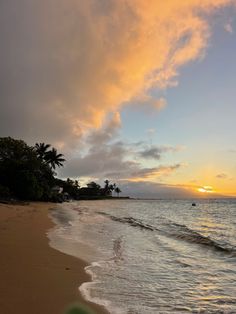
[0,202,108,314]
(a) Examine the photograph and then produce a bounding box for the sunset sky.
[0,0,236,198]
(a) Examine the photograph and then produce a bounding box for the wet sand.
[0,202,108,314]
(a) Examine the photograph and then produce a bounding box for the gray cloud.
[129,164,182,178]
[139,147,163,160]
[60,141,135,178]
[138,145,183,160]
[60,144,183,180]
[87,112,121,147]
[104,163,183,181]
[59,116,184,181]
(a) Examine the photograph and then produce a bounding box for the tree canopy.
[0,137,124,202]
[0,137,64,200]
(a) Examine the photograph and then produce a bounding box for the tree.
[74,180,80,189]
[103,179,115,196]
[0,137,34,162]
[85,181,101,197]
[34,143,51,160]
[87,181,101,190]
[104,179,110,189]
[0,137,54,200]
[115,187,121,197]
[44,148,65,169]
[13,170,44,200]
[58,178,80,199]
[109,184,115,194]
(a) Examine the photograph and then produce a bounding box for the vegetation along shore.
[0,137,125,203]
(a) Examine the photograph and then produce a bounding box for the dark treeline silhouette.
[0,137,122,202]
[79,180,121,200]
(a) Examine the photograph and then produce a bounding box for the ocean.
[48,199,236,313]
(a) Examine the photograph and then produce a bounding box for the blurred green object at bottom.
[65,303,95,314]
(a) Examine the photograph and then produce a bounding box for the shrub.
[0,185,11,199]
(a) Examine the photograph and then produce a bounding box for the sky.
[0,0,236,198]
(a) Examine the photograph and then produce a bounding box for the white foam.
[79,279,126,314]
[84,264,98,280]
[48,203,127,314]
[91,261,102,268]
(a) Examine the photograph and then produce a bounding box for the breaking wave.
[98,212,236,255]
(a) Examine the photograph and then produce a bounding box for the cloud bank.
[59,112,184,181]
[0,0,235,147]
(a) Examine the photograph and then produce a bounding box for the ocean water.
[48,199,236,314]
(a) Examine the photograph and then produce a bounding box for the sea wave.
[97,212,236,255]
[165,222,236,254]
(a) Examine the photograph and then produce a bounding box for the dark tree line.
[0,137,65,200]
[0,137,122,202]
[79,180,121,199]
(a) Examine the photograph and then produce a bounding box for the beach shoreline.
[0,202,109,314]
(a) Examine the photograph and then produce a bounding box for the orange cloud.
[0,0,235,145]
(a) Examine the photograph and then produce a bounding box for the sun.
[197,186,214,193]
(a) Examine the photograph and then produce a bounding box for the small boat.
[192,203,196,206]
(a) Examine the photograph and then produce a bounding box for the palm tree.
[44,148,65,169]
[104,179,110,189]
[115,187,121,197]
[74,180,80,188]
[34,143,51,160]
[103,179,110,195]
[109,184,115,194]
